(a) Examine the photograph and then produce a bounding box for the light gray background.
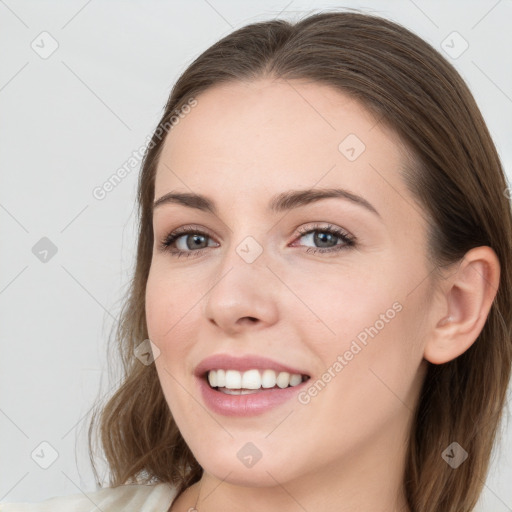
[1,1,511,510]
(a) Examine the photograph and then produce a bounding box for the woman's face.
[146,78,433,489]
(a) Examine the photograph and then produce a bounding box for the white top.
[0,482,178,512]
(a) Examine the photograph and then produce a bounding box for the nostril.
[240,316,258,324]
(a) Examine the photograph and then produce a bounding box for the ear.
[423,246,501,365]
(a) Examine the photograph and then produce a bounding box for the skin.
[145,78,500,512]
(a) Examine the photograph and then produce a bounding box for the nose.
[202,242,280,336]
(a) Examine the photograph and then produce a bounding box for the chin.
[201,458,293,488]
[190,437,302,488]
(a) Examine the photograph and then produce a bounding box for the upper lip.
[194,354,310,378]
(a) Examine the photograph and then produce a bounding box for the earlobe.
[423,246,500,365]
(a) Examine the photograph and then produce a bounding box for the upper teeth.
[207,369,305,389]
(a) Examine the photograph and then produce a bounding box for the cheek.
[145,272,168,342]
[289,260,423,401]
[145,265,193,343]
[145,267,203,381]
[283,262,397,351]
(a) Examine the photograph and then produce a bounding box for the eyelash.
[158,223,356,259]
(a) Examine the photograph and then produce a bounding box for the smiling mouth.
[205,368,310,394]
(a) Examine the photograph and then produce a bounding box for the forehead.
[154,78,411,217]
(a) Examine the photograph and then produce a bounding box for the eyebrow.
[153,187,381,218]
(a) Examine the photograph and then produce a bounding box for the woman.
[3,8,510,512]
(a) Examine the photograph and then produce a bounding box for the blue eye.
[293,223,355,254]
[159,225,215,259]
[159,223,355,259]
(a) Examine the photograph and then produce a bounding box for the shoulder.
[0,482,177,512]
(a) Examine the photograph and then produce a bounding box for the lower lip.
[197,375,309,416]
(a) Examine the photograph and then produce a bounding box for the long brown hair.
[87,9,512,511]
